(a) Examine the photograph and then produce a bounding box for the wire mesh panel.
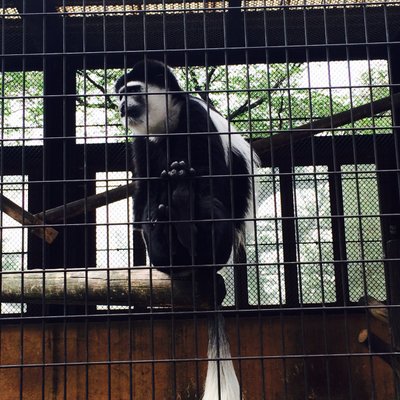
[1,0,400,399]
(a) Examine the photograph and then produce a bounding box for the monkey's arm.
[163,161,197,257]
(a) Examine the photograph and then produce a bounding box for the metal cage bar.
[1,0,400,399]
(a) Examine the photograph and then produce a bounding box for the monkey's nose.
[126,105,142,119]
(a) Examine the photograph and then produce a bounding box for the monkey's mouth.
[120,105,144,125]
[120,104,143,121]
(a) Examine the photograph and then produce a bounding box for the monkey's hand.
[160,160,195,181]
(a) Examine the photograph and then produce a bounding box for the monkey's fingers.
[161,161,196,180]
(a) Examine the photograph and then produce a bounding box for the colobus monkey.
[115,59,259,400]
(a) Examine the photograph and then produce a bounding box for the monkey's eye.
[119,84,142,101]
[126,85,142,94]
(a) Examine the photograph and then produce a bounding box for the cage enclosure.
[1,0,400,399]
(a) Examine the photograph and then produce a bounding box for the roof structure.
[1,0,400,70]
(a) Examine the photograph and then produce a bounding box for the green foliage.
[1,60,392,144]
[176,63,312,137]
[75,69,124,143]
[0,71,43,145]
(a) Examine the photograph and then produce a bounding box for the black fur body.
[132,100,250,276]
[115,60,254,278]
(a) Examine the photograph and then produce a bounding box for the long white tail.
[202,313,240,400]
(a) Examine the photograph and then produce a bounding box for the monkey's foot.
[161,161,195,180]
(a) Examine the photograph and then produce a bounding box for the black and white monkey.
[115,59,259,400]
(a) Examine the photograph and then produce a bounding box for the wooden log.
[358,328,400,379]
[252,92,400,156]
[35,182,136,223]
[0,194,58,244]
[0,267,208,309]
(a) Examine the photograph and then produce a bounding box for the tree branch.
[77,71,119,111]
[77,70,107,94]
[252,91,400,156]
[188,68,212,104]
[228,96,268,121]
[228,65,298,122]
[206,66,217,88]
[277,94,285,131]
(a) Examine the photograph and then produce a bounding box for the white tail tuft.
[202,313,240,400]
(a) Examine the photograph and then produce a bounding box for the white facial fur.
[118,81,181,140]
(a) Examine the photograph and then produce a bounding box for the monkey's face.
[116,80,179,137]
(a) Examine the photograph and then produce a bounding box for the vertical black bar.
[385,34,400,398]
[28,0,96,317]
[279,164,299,307]
[226,0,244,65]
[21,0,43,318]
[328,165,349,306]
[384,40,400,243]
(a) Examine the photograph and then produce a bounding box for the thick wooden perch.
[252,91,400,156]
[0,267,208,309]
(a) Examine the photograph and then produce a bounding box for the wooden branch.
[252,92,400,156]
[0,194,58,244]
[0,268,208,309]
[206,66,217,88]
[35,182,136,223]
[77,70,118,111]
[359,295,389,324]
[358,329,400,378]
[1,183,135,244]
